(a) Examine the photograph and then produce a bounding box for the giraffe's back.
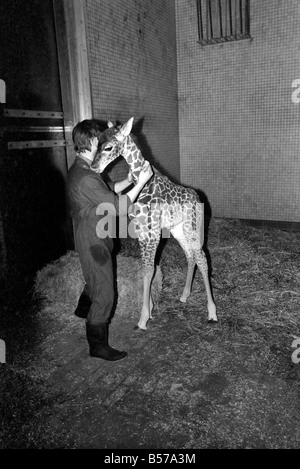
[131,171,202,232]
[138,172,198,205]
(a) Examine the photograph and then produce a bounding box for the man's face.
[90,137,99,154]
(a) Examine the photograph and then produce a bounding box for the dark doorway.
[0,0,73,288]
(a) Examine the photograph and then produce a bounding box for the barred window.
[197,0,251,46]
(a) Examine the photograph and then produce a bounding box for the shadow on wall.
[131,118,213,233]
[131,117,180,183]
[0,148,72,357]
[0,154,71,276]
[116,118,214,271]
[0,87,73,287]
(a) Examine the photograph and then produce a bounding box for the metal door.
[0,0,74,282]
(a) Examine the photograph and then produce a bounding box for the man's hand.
[138,161,153,186]
[126,161,153,204]
[127,170,133,184]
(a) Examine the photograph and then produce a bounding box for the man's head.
[72,119,102,154]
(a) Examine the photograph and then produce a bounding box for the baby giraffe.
[91,117,217,330]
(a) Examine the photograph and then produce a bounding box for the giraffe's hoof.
[180,297,187,303]
[207,319,218,324]
[134,325,147,332]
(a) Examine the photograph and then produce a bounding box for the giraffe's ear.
[119,117,134,137]
[107,120,114,128]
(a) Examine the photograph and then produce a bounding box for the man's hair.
[72,120,102,153]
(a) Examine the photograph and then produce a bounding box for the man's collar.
[77,154,92,167]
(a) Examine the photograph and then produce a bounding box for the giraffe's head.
[91,117,134,173]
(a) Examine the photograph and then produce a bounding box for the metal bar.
[225,0,228,37]
[240,0,243,34]
[245,0,250,35]
[4,109,64,119]
[197,0,204,42]
[53,0,77,173]
[207,0,213,38]
[2,126,72,133]
[8,140,66,150]
[234,0,237,35]
[228,0,233,36]
[218,0,223,38]
[206,0,209,39]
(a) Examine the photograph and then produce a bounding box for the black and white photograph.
[0,0,299,453]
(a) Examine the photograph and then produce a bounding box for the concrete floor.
[6,308,298,450]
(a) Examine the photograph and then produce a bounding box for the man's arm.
[114,178,132,194]
[126,162,153,204]
[113,170,133,194]
[84,163,152,218]
[99,162,153,216]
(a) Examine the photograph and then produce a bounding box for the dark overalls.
[67,156,129,325]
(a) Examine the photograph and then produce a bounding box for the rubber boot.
[74,288,91,319]
[86,322,128,362]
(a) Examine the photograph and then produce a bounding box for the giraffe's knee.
[196,248,207,263]
[142,265,155,280]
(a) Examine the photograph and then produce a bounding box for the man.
[67,119,153,362]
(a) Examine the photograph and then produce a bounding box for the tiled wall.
[175,0,300,222]
[85,0,180,183]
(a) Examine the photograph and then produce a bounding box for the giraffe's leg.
[135,265,155,330]
[149,292,154,319]
[171,220,217,322]
[195,248,217,322]
[135,237,160,331]
[170,224,196,304]
[180,259,196,303]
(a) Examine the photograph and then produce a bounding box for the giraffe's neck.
[121,135,145,183]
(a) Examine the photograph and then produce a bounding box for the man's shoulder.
[68,163,106,187]
[68,160,92,178]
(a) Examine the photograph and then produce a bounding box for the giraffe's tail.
[195,199,205,247]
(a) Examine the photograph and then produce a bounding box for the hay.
[141,217,300,351]
[34,251,84,309]
[33,217,300,350]
[34,250,162,318]
[115,255,162,315]
[177,218,300,349]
